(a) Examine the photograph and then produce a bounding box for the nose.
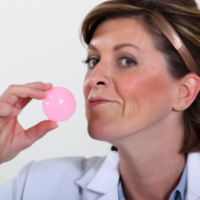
[88,61,111,89]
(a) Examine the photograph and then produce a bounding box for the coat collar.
[75,151,200,200]
[186,152,200,200]
[75,151,120,200]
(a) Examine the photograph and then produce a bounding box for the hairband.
[145,11,199,75]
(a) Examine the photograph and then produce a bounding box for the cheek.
[118,69,173,117]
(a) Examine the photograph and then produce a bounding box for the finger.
[15,83,53,109]
[0,85,47,106]
[0,102,19,117]
[0,106,21,129]
[6,94,19,106]
[15,97,32,109]
[24,82,53,92]
[24,120,59,147]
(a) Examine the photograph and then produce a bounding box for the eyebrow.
[114,43,141,52]
[88,43,141,52]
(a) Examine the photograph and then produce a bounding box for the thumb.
[24,120,59,146]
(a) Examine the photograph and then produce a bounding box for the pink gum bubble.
[42,87,76,122]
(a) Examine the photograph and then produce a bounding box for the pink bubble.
[42,87,76,122]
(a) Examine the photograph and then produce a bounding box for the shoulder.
[22,155,105,185]
[25,156,107,199]
[4,156,105,200]
[0,152,120,200]
[28,155,103,175]
[185,152,200,200]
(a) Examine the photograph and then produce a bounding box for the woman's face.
[83,18,178,143]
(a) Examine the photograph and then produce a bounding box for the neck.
[114,114,185,200]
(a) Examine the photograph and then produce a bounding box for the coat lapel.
[75,151,120,200]
[186,152,200,200]
[98,187,119,200]
[75,151,200,200]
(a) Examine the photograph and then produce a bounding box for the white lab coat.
[0,151,199,200]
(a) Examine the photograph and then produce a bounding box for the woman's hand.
[0,82,58,164]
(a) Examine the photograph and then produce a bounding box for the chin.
[87,118,117,142]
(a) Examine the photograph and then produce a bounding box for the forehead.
[90,18,154,50]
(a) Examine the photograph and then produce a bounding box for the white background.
[0,0,108,185]
[0,0,200,185]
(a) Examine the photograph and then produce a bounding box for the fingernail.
[46,83,52,86]
[51,121,59,129]
[39,91,46,96]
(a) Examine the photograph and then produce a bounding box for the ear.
[173,73,200,111]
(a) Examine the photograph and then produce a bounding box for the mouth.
[87,100,112,107]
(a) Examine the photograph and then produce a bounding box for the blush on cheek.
[118,68,172,119]
[136,72,173,125]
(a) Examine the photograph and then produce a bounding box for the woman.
[0,0,200,199]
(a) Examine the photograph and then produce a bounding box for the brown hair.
[80,0,200,153]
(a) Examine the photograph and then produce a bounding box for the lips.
[87,96,113,107]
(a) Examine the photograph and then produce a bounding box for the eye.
[83,58,100,68]
[119,57,137,67]
[89,58,99,68]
